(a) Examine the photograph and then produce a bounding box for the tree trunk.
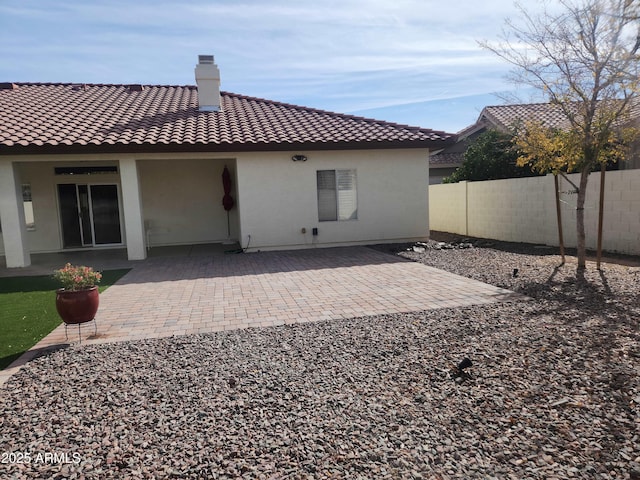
[596,164,606,269]
[554,174,565,264]
[575,169,590,270]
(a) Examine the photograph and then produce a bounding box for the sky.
[0,0,550,133]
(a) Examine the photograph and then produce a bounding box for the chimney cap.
[198,55,215,65]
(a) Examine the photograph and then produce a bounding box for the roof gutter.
[0,138,455,156]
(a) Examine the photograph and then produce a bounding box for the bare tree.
[480,0,640,270]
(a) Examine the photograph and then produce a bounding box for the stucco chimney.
[195,55,221,112]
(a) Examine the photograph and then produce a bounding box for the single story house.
[0,56,454,268]
[429,102,640,183]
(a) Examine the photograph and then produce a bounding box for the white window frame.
[317,169,358,222]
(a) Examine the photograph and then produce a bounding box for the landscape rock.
[0,241,638,479]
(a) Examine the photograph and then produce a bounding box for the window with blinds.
[317,169,357,221]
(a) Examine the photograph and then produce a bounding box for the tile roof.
[434,100,640,173]
[0,83,454,154]
[429,152,464,166]
[480,102,575,130]
[477,100,638,132]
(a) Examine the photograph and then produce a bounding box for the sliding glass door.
[58,184,122,248]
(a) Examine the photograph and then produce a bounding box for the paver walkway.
[1,246,522,386]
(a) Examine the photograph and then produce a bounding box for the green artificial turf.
[0,269,130,370]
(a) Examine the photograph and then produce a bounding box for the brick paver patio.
[0,246,521,386]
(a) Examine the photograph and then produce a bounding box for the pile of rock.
[410,240,475,253]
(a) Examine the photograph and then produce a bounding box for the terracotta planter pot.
[55,286,99,325]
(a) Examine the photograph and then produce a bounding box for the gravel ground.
[1,238,639,479]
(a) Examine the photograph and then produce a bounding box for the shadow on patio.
[0,243,241,278]
[0,243,421,285]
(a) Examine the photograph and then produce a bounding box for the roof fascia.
[0,138,455,156]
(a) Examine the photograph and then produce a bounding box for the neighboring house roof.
[431,102,578,169]
[479,102,575,131]
[430,103,561,169]
[0,82,454,155]
[429,152,464,166]
[481,99,640,130]
[431,100,640,172]
[429,123,489,168]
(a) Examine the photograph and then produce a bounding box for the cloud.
[0,0,551,127]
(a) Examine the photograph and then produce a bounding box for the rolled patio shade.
[222,166,234,239]
[222,165,234,211]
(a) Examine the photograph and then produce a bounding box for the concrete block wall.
[429,169,640,256]
[467,176,553,245]
[428,181,467,235]
[583,169,640,254]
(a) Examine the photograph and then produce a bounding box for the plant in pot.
[53,263,102,329]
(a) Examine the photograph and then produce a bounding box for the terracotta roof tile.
[476,100,640,135]
[429,152,464,166]
[481,102,578,130]
[0,83,454,154]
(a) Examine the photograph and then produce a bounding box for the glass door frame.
[57,182,124,248]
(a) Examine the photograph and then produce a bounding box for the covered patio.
[0,242,241,278]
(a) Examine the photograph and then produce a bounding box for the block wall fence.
[429,169,640,256]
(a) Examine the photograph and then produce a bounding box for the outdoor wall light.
[291,154,308,162]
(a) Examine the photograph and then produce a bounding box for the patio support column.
[119,157,147,260]
[0,160,30,267]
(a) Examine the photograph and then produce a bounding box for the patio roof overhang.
[0,137,455,156]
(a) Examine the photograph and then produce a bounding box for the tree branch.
[559,172,581,192]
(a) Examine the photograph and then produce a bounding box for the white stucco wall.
[0,160,121,255]
[0,160,29,266]
[235,149,430,251]
[138,158,238,247]
[1,148,429,259]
